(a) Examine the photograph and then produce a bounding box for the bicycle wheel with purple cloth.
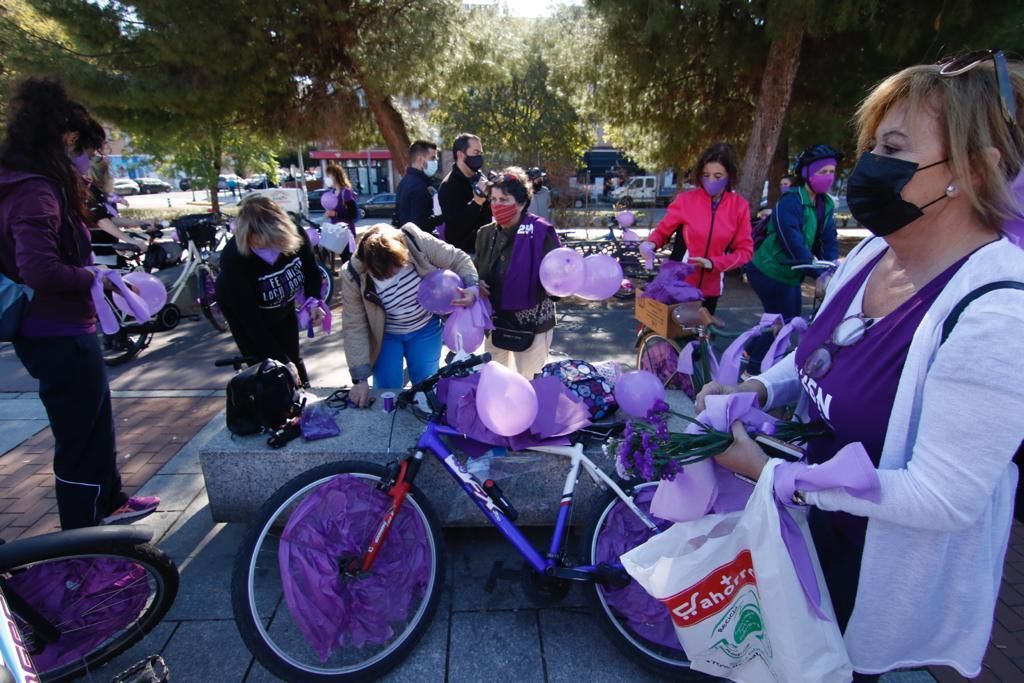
[232,461,444,682]
[584,482,714,680]
[0,541,178,682]
[636,333,696,399]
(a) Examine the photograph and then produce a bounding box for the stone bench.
[199,389,695,526]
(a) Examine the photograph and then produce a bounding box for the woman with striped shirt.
[341,222,479,407]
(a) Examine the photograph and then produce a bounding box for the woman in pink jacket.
[643,143,754,312]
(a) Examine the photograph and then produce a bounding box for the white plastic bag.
[620,460,852,683]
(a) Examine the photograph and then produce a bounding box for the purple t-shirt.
[329,188,357,231]
[794,248,967,541]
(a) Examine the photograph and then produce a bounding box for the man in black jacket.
[438,132,491,254]
[393,140,438,230]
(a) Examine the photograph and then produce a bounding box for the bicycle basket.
[562,240,648,278]
[172,213,221,249]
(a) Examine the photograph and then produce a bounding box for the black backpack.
[751,212,775,251]
[226,359,303,435]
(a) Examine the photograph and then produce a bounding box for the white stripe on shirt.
[371,265,434,334]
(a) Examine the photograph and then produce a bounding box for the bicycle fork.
[357,455,423,574]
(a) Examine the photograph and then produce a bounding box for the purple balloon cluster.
[539,248,624,301]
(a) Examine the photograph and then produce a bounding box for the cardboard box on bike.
[634,288,703,338]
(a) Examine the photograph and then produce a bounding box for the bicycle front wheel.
[584,483,712,680]
[636,332,696,398]
[232,461,444,682]
[197,265,228,332]
[1,541,178,682]
[99,326,153,367]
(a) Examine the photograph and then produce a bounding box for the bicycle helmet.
[526,167,545,181]
[795,144,844,172]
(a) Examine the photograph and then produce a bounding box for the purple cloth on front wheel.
[437,373,591,450]
[640,259,702,304]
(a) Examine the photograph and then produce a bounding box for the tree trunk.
[208,124,223,214]
[366,94,411,176]
[766,134,789,209]
[735,21,805,211]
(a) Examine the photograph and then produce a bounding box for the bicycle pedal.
[111,654,169,683]
[484,560,521,593]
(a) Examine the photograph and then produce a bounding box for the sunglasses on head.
[937,49,1019,129]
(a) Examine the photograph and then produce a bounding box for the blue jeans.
[744,263,803,374]
[372,318,442,389]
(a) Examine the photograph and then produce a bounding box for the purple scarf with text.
[500,213,559,312]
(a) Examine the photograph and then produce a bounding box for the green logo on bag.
[700,588,775,677]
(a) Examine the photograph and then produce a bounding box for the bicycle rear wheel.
[0,541,178,682]
[583,483,712,680]
[636,332,696,398]
[197,264,228,332]
[232,461,444,682]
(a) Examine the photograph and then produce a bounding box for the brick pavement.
[0,395,221,540]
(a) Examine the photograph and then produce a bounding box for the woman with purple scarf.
[474,167,560,379]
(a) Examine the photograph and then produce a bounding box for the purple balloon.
[113,272,166,319]
[539,247,585,297]
[616,211,636,228]
[305,227,320,247]
[476,361,538,436]
[614,370,666,418]
[443,307,485,352]
[320,191,339,211]
[575,254,624,300]
[417,269,462,315]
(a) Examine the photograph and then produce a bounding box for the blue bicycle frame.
[405,420,660,579]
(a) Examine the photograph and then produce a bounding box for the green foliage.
[432,6,593,171]
[587,0,1024,177]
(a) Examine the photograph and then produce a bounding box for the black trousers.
[14,334,127,529]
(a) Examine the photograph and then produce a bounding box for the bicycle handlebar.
[780,258,838,271]
[214,356,259,371]
[396,353,492,409]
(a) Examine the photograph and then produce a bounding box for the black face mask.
[464,154,484,172]
[846,152,949,236]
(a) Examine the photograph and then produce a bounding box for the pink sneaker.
[102,496,160,525]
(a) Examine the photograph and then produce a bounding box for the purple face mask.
[69,151,91,177]
[251,246,281,264]
[808,172,835,194]
[701,176,729,197]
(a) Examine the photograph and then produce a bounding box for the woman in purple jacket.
[0,79,159,529]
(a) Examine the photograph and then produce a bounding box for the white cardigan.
[757,236,1024,676]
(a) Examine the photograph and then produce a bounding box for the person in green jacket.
[745,144,843,372]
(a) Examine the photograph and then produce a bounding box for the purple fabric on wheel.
[714,313,782,385]
[640,260,702,304]
[5,557,149,672]
[596,486,683,652]
[278,474,432,662]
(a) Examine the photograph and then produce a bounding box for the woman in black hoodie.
[215,196,323,386]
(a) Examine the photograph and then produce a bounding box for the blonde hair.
[90,156,113,194]
[855,60,1024,230]
[326,164,351,189]
[356,223,409,279]
[235,195,303,256]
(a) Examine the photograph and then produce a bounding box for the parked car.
[245,174,274,190]
[135,177,173,194]
[307,188,327,212]
[179,177,192,191]
[113,178,140,196]
[833,195,857,229]
[362,193,396,218]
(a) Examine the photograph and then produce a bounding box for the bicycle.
[96,214,230,366]
[290,214,337,305]
[231,353,709,681]
[0,525,178,682]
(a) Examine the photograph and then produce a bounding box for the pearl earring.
[946,184,957,195]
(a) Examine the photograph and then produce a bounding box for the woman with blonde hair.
[341,222,478,407]
[215,195,323,385]
[698,51,1024,680]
